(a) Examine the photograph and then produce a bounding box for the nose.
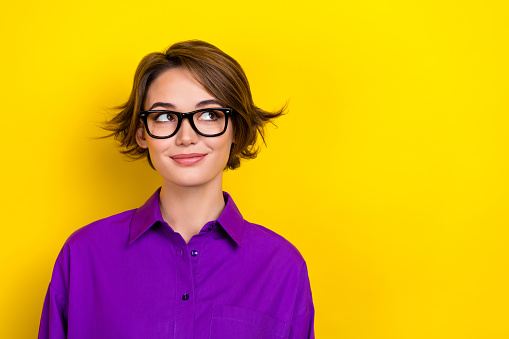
[175,117,198,146]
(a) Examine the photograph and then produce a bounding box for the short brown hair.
[104,40,285,170]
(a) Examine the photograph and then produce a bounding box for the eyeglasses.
[139,108,232,139]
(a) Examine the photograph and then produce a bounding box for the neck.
[159,177,225,243]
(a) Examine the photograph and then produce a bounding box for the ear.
[135,122,148,149]
[230,121,236,144]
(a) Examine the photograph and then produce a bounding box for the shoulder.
[49,209,137,294]
[65,209,137,248]
[242,221,306,268]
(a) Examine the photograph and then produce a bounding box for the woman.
[38,40,314,339]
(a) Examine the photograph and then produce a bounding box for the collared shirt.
[38,189,314,339]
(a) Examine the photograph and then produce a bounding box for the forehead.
[145,68,216,108]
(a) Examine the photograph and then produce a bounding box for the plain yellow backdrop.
[1,0,508,338]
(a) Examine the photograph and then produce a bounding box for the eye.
[154,112,176,122]
[198,110,220,121]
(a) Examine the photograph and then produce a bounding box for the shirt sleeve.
[38,284,68,339]
[38,245,70,339]
[288,262,315,339]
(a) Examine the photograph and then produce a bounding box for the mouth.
[170,153,207,166]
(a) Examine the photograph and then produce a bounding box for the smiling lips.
[170,153,207,165]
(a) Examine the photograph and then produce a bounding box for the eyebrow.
[195,99,222,108]
[148,99,222,111]
[148,102,176,110]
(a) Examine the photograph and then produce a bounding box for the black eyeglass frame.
[139,108,233,139]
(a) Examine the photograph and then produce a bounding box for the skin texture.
[136,68,234,243]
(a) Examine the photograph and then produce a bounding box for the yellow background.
[1,0,508,338]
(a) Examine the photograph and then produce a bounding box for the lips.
[170,153,207,165]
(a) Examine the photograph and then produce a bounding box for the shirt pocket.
[209,305,287,339]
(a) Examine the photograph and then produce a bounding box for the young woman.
[38,40,314,339]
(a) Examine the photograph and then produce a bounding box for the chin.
[153,158,226,189]
[163,170,223,189]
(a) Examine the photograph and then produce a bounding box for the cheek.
[209,136,233,164]
[212,139,232,156]
[223,130,235,154]
[145,140,170,166]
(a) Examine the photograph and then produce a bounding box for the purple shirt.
[38,189,314,338]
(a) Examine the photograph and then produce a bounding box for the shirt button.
[182,293,190,301]
[208,225,214,231]
[191,250,198,257]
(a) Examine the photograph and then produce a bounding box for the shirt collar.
[129,188,245,246]
[217,191,245,247]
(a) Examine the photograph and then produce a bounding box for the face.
[136,68,234,189]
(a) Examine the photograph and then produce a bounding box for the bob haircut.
[104,40,285,170]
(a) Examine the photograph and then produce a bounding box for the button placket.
[189,246,201,280]
[175,243,194,338]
